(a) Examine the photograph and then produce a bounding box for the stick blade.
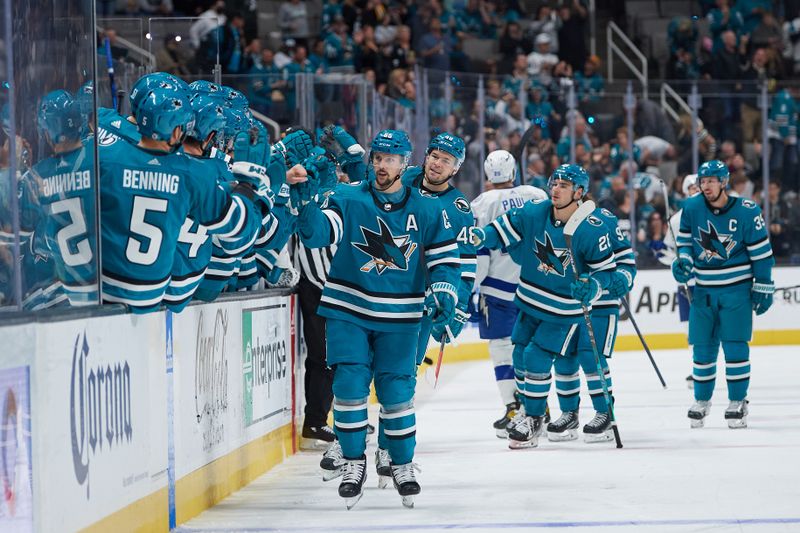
[563,200,596,237]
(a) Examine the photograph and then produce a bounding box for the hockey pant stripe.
[554,355,581,412]
[585,368,613,413]
[333,394,369,457]
[692,343,720,402]
[377,398,416,465]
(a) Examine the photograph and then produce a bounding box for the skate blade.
[401,495,415,508]
[322,467,344,482]
[547,429,578,442]
[378,475,391,489]
[345,492,364,510]
[495,428,508,439]
[508,438,539,449]
[583,430,614,443]
[727,417,747,429]
[300,437,333,451]
[689,418,705,428]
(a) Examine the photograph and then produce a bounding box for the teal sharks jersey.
[481,198,619,324]
[676,195,774,290]
[298,181,461,332]
[593,206,637,316]
[97,107,142,145]
[402,167,477,309]
[98,136,261,313]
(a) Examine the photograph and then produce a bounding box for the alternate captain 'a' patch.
[695,221,736,261]
[353,217,418,275]
[533,232,571,277]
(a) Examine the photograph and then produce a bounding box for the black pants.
[298,278,334,427]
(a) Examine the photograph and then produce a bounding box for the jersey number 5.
[51,197,93,267]
[126,196,168,266]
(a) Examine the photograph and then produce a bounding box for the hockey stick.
[418,239,456,389]
[564,200,623,449]
[514,123,539,185]
[660,179,691,304]
[776,284,800,291]
[103,37,118,112]
[621,296,667,389]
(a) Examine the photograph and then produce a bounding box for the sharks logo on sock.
[353,217,417,274]
[695,221,736,261]
[533,232,570,277]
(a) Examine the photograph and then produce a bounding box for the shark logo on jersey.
[454,197,471,213]
[353,217,417,275]
[695,221,736,261]
[532,232,570,277]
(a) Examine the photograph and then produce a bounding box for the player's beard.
[374,170,399,191]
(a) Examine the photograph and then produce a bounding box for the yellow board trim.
[425,330,800,364]
[83,423,294,532]
[175,423,294,525]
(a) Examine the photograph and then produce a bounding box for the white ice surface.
[178,346,800,533]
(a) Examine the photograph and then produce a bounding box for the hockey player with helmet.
[294,129,460,509]
[97,81,264,312]
[470,149,547,437]
[673,160,775,429]
[472,164,622,448]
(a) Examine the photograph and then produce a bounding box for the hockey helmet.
[135,84,194,143]
[187,94,226,146]
[38,89,83,144]
[484,149,517,183]
[129,72,187,117]
[427,132,465,171]
[548,163,590,197]
[697,159,729,186]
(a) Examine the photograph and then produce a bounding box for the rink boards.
[427,267,800,362]
[0,291,299,533]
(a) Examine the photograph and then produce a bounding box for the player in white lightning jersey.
[470,150,547,437]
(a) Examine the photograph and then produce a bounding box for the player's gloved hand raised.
[470,227,486,247]
[432,306,469,343]
[302,150,338,192]
[320,125,365,165]
[751,280,775,316]
[276,129,314,166]
[289,169,318,208]
[424,282,457,327]
[570,273,602,306]
[671,256,693,284]
[607,270,633,298]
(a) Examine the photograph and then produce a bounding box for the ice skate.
[338,455,367,510]
[301,423,336,451]
[725,399,749,429]
[547,410,579,442]
[688,400,711,428]
[686,374,694,390]
[365,423,375,443]
[375,447,392,488]
[390,462,421,508]
[492,400,520,438]
[320,440,345,481]
[507,415,543,449]
[583,412,614,443]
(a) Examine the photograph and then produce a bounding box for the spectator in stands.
[676,115,717,175]
[527,34,558,81]
[766,180,796,256]
[355,25,381,73]
[708,0,744,53]
[782,15,800,75]
[249,48,285,116]
[340,0,359,31]
[274,39,295,69]
[740,47,774,143]
[283,45,315,120]
[527,153,549,190]
[768,88,798,184]
[668,17,699,59]
[729,171,753,198]
[420,18,452,71]
[751,11,783,49]
[500,100,531,137]
[669,48,701,80]
[556,111,592,162]
[308,39,329,74]
[499,22,530,74]
[503,54,529,98]
[637,210,669,268]
[322,0,342,33]
[138,0,173,15]
[218,11,246,73]
[738,0,772,34]
[527,4,560,55]
[324,15,356,70]
[609,127,640,172]
[279,0,311,46]
[98,29,128,62]
[557,0,588,72]
[526,82,559,139]
[190,1,225,49]
[574,55,603,103]
[156,34,192,77]
[375,4,401,46]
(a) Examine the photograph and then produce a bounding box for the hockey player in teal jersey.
[673,160,774,429]
[473,164,622,448]
[547,201,637,442]
[295,129,460,509]
[29,90,98,308]
[98,82,263,313]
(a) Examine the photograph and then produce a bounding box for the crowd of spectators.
[96,0,800,263]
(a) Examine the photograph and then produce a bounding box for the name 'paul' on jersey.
[298,181,461,332]
[676,195,773,289]
[482,198,618,324]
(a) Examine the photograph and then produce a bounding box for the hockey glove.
[570,273,602,306]
[424,282,457,327]
[302,150,338,193]
[432,306,469,343]
[751,280,775,316]
[470,226,486,247]
[320,125,366,166]
[276,129,314,166]
[671,256,694,284]
[607,270,633,298]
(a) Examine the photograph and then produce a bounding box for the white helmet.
[682,173,699,196]
[484,149,517,184]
